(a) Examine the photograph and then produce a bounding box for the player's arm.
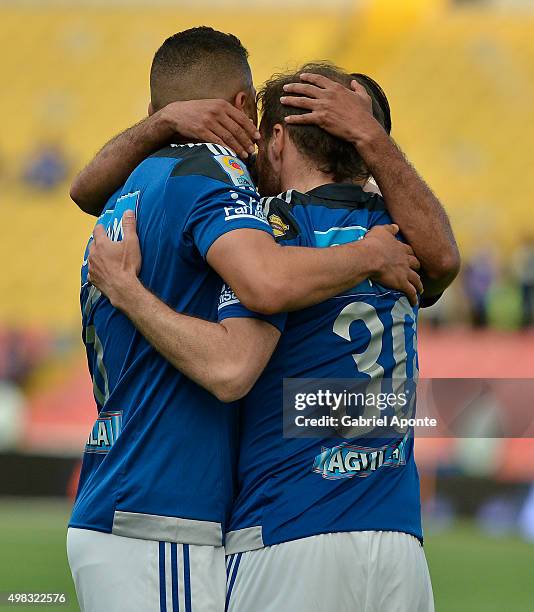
[206,225,421,313]
[88,213,279,402]
[87,205,417,398]
[112,284,280,403]
[70,100,260,216]
[281,74,461,298]
[172,153,421,312]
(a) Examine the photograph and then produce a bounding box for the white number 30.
[333,296,418,379]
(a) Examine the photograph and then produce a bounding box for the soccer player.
[84,63,459,612]
[67,30,423,612]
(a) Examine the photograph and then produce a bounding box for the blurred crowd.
[423,239,534,331]
[2,140,534,333]
[0,142,70,193]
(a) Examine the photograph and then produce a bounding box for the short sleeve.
[168,151,274,259]
[264,196,306,246]
[217,284,287,333]
[214,196,307,331]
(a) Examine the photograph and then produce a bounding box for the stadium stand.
[1,0,534,463]
[1,1,534,328]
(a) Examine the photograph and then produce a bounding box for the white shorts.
[226,531,434,612]
[67,528,225,612]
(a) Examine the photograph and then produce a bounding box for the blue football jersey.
[71,143,274,546]
[218,184,422,553]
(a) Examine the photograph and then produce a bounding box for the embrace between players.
[67,26,460,612]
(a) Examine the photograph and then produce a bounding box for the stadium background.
[1,0,534,609]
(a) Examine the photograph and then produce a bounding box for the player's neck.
[280,158,334,194]
[280,165,367,194]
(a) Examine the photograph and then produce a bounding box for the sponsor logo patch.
[85,411,123,454]
[218,284,240,310]
[223,191,269,225]
[96,191,140,242]
[312,438,406,480]
[82,192,139,283]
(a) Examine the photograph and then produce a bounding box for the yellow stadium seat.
[1,3,533,329]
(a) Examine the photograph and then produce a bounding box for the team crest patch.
[269,213,289,238]
[214,155,254,188]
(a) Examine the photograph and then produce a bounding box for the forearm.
[70,113,173,216]
[240,240,378,314]
[280,73,459,295]
[353,123,460,295]
[111,277,238,398]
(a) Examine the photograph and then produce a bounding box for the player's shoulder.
[262,186,389,244]
[292,184,387,212]
[282,185,390,225]
[152,142,257,191]
[260,191,301,242]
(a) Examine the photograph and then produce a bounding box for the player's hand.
[87,210,142,308]
[281,73,383,144]
[160,100,260,160]
[364,224,423,306]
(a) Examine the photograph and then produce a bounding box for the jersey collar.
[306,183,369,203]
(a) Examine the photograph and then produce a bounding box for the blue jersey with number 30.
[218,184,423,553]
